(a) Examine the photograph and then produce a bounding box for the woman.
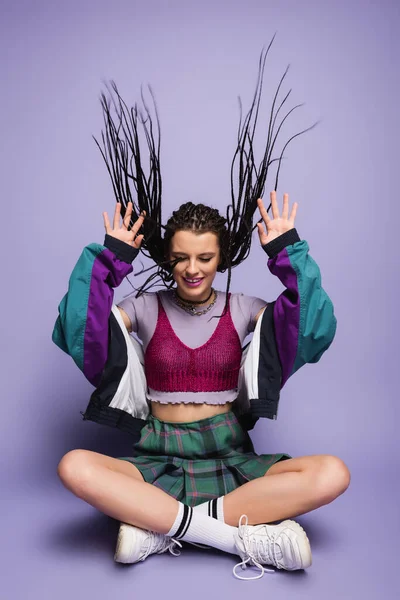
[53,43,350,580]
[55,192,350,580]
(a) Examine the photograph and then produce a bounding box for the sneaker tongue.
[150,532,170,555]
[256,525,283,562]
[139,531,165,560]
[273,544,283,562]
[255,539,283,563]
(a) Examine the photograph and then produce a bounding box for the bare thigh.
[58,449,145,482]
[265,454,349,477]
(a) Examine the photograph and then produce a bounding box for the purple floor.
[2,461,396,600]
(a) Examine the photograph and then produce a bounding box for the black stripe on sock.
[212,498,218,520]
[174,505,190,539]
[208,500,212,518]
[180,506,193,539]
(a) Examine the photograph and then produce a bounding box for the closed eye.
[172,256,213,263]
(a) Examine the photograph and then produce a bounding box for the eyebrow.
[171,252,216,257]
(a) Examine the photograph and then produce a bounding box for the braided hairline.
[164,202,227,259]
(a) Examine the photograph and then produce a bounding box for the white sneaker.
[233,514,312,580]
[114,522,182,564]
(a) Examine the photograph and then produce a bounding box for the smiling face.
[169,229,220,302]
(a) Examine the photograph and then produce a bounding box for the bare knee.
[57,449,95,494]
[314,455,351,504]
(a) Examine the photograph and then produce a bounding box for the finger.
[281,193,289,220]
[130,211,146,236]
[270,190,280,220]
[113,202,122,230]
[289,202,298,223]
[133,234,144,249]
[256,222,268,245]
[122,202,133,230]
[257,198,270,225]
[103,212,111,233]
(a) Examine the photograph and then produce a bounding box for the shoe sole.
[279,519,312,569]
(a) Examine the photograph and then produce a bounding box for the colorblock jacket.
[52,228,337,439]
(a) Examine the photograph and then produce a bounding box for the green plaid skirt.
[117,411,291,507]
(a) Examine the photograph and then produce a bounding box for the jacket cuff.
[103,234,139,264]
[261,228,301,258]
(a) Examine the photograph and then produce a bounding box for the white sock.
[194,498,225,522]
[166,502,238,555]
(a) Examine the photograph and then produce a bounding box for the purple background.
[1,0,398,597]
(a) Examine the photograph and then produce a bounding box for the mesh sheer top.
[117,289,267,405]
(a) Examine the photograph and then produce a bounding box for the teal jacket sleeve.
[52,235,139,387]
[262,228,337,387]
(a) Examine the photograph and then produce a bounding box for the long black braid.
[93,34,319,318]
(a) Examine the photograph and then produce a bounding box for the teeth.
[185,278,202,283]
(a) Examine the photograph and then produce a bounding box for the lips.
[183,277,204,287]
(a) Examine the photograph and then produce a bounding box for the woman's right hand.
[103,202,145,249]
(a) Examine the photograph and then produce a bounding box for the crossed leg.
[58,451,350,530]
[222,454,351,526]
[58,449,179,533]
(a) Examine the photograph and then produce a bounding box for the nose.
[185,259,200,277]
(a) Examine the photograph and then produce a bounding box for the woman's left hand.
[256,191,298,246]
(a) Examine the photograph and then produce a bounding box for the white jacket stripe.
[109,305,150,419]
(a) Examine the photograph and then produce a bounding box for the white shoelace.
[233,515,277,581]
[167,539,182,557]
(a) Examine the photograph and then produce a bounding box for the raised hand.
[103,202,145,249]
[256,191,298,246]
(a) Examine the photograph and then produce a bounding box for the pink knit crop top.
[117,288,267,405]
[144,293,243,393]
